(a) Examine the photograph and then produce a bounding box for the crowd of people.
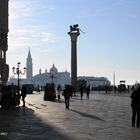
[1,81,140,128]
[43,83,91,109]
[0,84,20,108]
[43,82,140,128]
[0,84,33,108]
[0,82,90,109]
[61,84,90,109]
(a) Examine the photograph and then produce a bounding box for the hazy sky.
[8,0,140,85]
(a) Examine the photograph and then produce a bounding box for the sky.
[7,0,140,85]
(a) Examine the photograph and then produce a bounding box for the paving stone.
[0,91,140,140]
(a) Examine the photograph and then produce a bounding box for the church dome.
[49,64,58,74]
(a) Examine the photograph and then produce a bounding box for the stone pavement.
[0,91,140,140]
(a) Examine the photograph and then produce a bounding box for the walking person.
[79,84,85,100]
[130,85,140,127]
[21,85,27,107]
[57,84,62,100]
[63,85,70,109]
[86,85,90,99]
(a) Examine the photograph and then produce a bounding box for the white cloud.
[9,0,32,21]
[42,32,54,43]
[9,0,57,52]
[8,25,56,56]
[9,0,56,21]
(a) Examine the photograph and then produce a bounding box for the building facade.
[78,76,111,88]
[0,0,9,84]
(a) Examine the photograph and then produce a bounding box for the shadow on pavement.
[69,108,105,122]
[0,107,73,140]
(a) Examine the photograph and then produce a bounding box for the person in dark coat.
[63,85,71,109]
[86,85,90,99]
[21,85,27,107]
[130,86,140,127]
[57,84,62,100]
[79,84,85,100]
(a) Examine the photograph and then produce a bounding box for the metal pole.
[18,70,20,95]
[113,71,115,94]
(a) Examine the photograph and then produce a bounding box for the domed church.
[9,50,71,87]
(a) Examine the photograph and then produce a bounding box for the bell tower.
[0,0,9,84]
[26,49,33,79]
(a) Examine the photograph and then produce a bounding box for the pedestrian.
[130,85,140,127]
[69,85,73,98]
[86,85,90,99]
[0,84,2,104]
[57,84,62,100]
[21,85,27,107]
[10,83,16,107]
[73,86,76,96]
[79,84,85,100]
[63,85,70,109]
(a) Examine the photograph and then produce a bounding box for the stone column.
[68,31,80,87]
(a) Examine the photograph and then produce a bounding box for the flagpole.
[113,71,115,94]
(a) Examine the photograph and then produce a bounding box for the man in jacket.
[63,85,70,109]
[130,85,140,127]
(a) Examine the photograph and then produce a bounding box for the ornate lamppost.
[12,62,26,95]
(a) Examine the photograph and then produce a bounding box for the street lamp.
[12,62,26,95]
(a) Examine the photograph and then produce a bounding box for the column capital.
[68,31,80,41]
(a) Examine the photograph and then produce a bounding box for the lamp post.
[12,62,26,95]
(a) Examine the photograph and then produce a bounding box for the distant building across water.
[8,50,71,88]
[8,50,111,88]
[78,76,111,88]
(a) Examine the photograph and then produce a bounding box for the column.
[68,29,80,87]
